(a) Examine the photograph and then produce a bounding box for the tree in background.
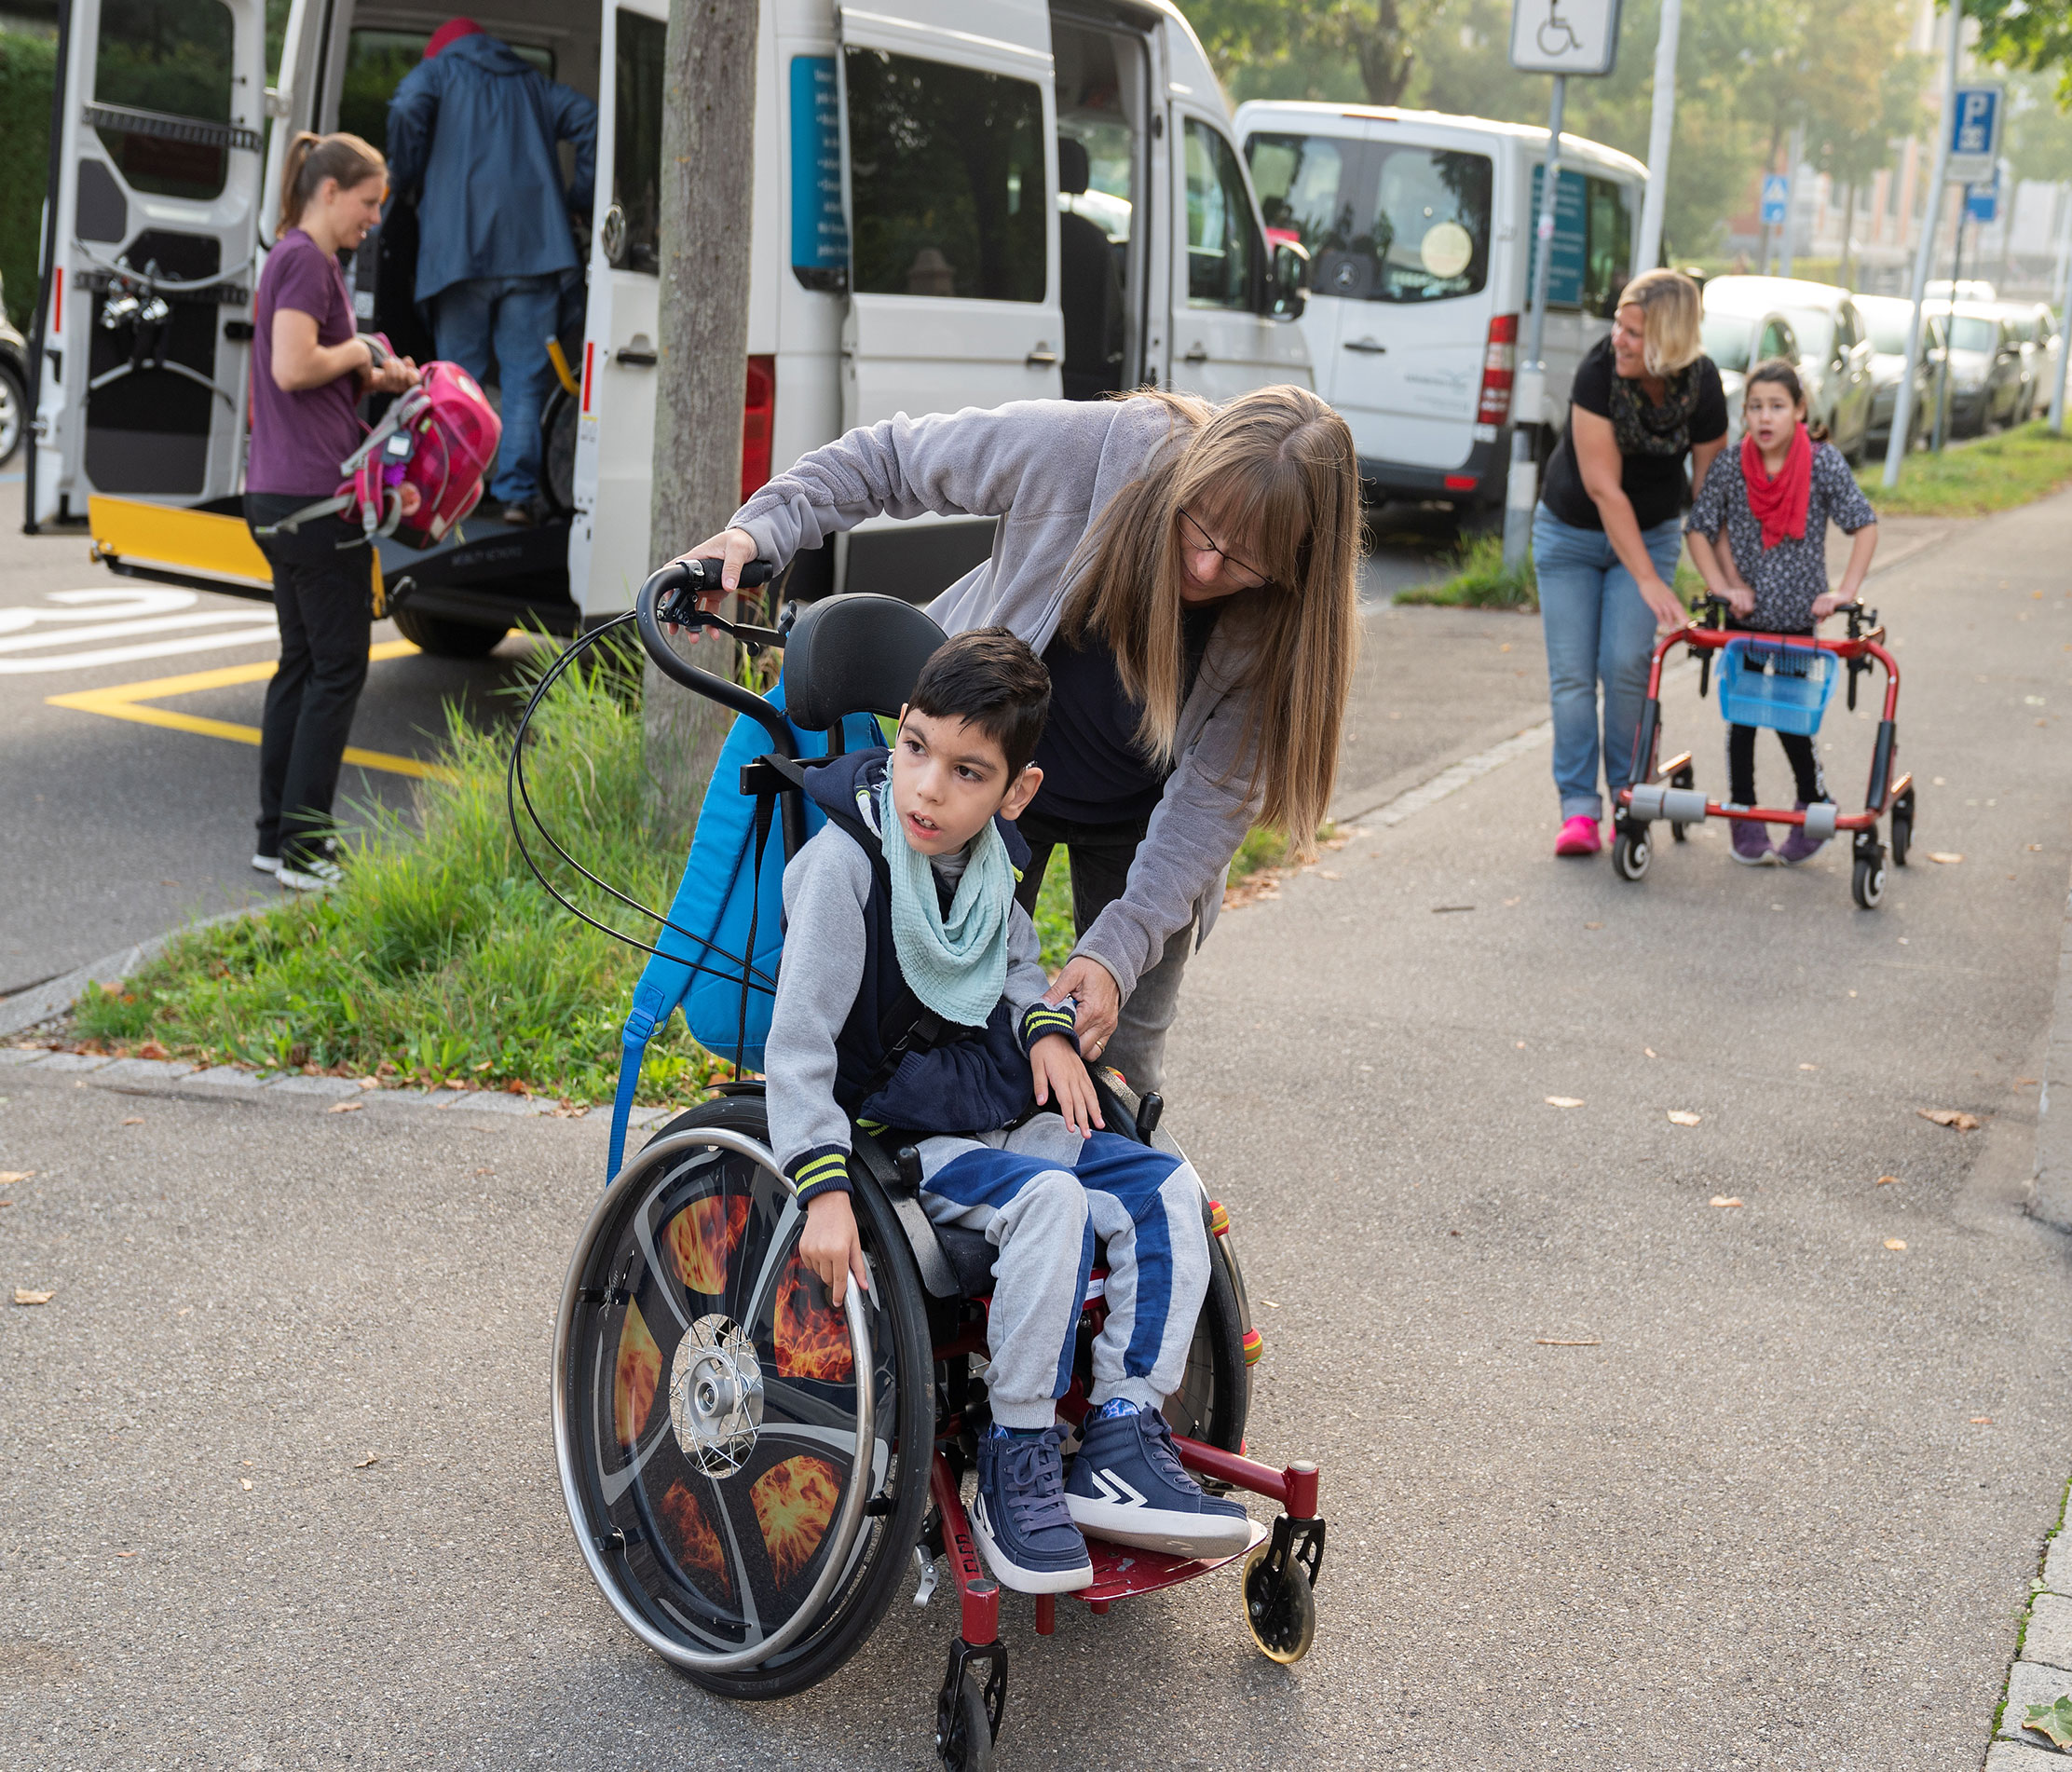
[0,31,55,331]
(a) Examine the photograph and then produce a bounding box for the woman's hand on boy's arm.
[1044,956,1119,1057]
[800,1190,870,1307]
[1030,1034,1103,1138]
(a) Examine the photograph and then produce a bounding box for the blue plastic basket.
[1715,636,1839,736]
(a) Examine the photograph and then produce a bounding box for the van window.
[92,0,235,201]
[1582,176,1631,317]
[339,31,554,150]
[845,49,1047,303]
[1366,145,1491,303]
[611,10,665,274]
[1185,119,1257,308]
[1245,132,1351,256]
[1757,319,1794,361]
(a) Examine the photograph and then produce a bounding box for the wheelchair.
[539,563,1328,1768]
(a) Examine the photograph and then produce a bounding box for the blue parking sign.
[1947,85,2004,182]
[1967,181,1998,225]
[1760,174,1788,226]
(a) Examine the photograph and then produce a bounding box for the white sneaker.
[278,855,343,893]
[252,852,281,876]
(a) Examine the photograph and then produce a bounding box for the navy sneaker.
[971,1425,1092,1594]
[1065,1404,1254,1559]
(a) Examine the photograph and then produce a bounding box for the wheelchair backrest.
[783,593,947,731]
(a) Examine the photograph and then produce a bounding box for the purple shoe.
[1728,814,1775,866]
[1775,802,1831,866]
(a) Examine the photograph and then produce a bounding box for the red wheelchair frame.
[1612,598,1916,908]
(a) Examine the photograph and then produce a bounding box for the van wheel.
[390,607,507,658]
[0,362,25,464]
[541,385,578,517]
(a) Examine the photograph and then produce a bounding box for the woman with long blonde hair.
[684,386,1361,1088]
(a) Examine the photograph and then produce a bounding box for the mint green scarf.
[879,775,1015,1028]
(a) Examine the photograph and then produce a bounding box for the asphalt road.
[6,490,2072,1767]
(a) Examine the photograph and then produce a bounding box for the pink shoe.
[1554,814,1601,857]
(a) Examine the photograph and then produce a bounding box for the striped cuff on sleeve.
[787,1145,852,1203]
[1019,1001,1079,1054]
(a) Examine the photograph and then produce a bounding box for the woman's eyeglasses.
[1176,508,1273,591]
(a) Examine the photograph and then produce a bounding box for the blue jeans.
[1534,506,1684,822]
[429,273,560,504]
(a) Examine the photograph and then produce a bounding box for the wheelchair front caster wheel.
[1852,852,1887,909]
[1243,1540,1317,1665]
[936,1668,997,1771]
[1612,826,1651,882]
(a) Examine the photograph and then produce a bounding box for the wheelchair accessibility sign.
[1509,0,1622,76]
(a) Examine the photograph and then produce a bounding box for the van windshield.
[1246,132,1350,256]
[1950,316,1998,353]
[1700,314,1754,372]
[1367,145,1491,302]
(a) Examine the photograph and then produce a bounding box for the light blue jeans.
[1534,506,1684,822]
[429,272,561,504]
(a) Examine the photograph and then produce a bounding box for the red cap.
[424,17,482,57]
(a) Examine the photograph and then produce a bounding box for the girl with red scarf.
[1685,360,1879,866]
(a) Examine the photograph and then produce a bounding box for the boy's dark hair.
[906,627,1052,777]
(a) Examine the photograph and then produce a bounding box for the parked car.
[1987,304,2044,421]
[1699,276,1877,461]
[39,0,1309,647]
[1939,306,2026,436]
[1697,305,1799,448]
[1927,279,1997,304]
[2028,302,2065,420]
[1236,101,1645,512]
[0,276,24,465]
[1853,293,1943,454]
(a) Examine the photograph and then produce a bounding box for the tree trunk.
[1352,0,1414,106]
[643,0,760,838]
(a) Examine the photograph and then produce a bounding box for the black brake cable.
[504,615,778,996]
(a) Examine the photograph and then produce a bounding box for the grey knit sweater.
[731,397,1261,1001]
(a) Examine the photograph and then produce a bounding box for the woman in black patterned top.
[1685,359,1878,866]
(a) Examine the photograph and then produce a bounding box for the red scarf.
[1741,424,1812,550]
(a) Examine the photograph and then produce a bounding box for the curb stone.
[0,906,262,1040]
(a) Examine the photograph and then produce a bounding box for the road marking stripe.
[0,610,279,655]
[44,641,457,781]
[0,626,283,675]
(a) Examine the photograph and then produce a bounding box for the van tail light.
[1478,313,1518,425]
[741,354,775,504]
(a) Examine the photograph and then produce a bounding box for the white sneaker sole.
[251,853,280,876]
[1066,1495,1256,1560]
[277,867,340,893]
[968,1495,1093,1594]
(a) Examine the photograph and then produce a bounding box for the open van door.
[836,3,1063,429]
[33,0,270,527]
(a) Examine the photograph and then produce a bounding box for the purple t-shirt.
[248,228,361,496]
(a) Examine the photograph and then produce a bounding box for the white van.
[34,0,1310,650]
[1234,101,1645,511]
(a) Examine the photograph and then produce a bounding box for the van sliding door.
[836,3,1063,431]
[34,0,269,523]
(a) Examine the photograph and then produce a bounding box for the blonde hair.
[1056,386,1361,856]
[279,130,386,230]
[1617,267,1704,376]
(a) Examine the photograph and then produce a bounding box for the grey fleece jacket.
[766,819,1053,1181]
[731,397,1260,1001]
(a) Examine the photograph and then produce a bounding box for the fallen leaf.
[116,1549,136,1558]
[1877,1175,1902,1187]
[1643,1047,1656,1058]
[1432,904,1475,914]
[1584,921,1603,930]
[2030,844,2045,852]
[1667,1111,1702,1126]
[1503,895,1520,906]
[353,1452,379,1469]
[1319,870,1342,879]
[1970,1416,1994,1424]
[138,1041,170,1061]
[1918,1109,1981,1130]
[1545,1097,1585,1109]
[474,1167,496,1177]
[2018,1077,2039,1086]
[1261,1299,1281,1308]
[239,1478,253,1491]
[1928,852,1964,865]
[1515,1041,1527,1049]
[1534,1338,1600,1346]
[14,1288,55,1305]
[0,1172,32,1185]
[120,1117,142,1126]
[327,1099,362,1114]
[1884,1238,1907,1251]
[1709,1196,1744,1208]
[1800,1062,1818,1071]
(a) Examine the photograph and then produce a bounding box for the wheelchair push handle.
[634,560,797,757]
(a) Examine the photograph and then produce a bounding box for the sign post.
[1502,0,1625,574]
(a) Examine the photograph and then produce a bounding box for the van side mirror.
[1269,239,1310,321]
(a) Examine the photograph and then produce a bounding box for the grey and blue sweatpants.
[917,1115,1210,1431]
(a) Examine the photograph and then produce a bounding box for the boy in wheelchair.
[770,629,1252,1595]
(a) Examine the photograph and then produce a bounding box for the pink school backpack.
[259,346,501,551]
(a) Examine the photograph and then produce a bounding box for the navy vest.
[797,748,1037,1136]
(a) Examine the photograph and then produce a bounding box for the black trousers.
[1727,724,1823,808]
[1012,805,1193,1094]
[246,495,373,866]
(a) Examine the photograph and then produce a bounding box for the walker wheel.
[1852,853,1887,909]
[1612,826,1651,882]
[1890,788,1915,867]
[936,1667,997,1771]
[1243,1539,1317,1664]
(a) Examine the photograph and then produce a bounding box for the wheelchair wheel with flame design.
[553,1095,933,1700]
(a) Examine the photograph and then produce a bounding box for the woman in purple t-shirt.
[246,131,419,891]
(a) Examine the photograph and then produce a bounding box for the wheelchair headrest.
[782,593,947,730]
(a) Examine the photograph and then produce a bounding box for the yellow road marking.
[45,640,459,781]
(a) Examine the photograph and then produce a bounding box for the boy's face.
[889,705,1043,857]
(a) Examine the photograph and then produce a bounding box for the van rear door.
[34,0,270,525]
[836,3,1063,429]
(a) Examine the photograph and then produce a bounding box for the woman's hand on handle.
[671,527,760,609]
[1044,956,1121,1062]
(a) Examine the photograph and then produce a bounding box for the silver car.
[1697,306,1800,449]
[1853,293,1945,453]
[1700,276,1878,462]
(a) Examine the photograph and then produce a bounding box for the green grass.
[69,645,726,1106]
[1396,533,1711,612]
[1855,419,2072,517]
